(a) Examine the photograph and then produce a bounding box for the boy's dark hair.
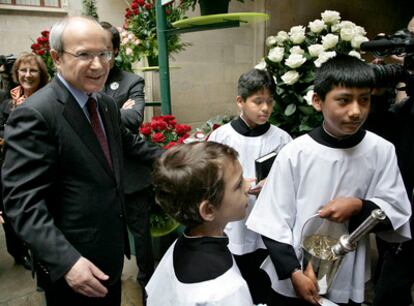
[237,68,276,100]
[153,142,238,227]
[314,54,375,100]
[100,21,120,52]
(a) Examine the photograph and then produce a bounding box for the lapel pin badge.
[110,82,119,90]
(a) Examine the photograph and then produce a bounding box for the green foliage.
[82,0,99,20]
[123,0,190,66]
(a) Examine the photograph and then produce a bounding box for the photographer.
[0,54,17,97]
[363,17,414,306]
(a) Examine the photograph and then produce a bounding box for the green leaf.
[298,105,315,115]
[284,103,297,116]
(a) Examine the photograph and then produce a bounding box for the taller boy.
[209,68,291,303]
[247,54,411,306]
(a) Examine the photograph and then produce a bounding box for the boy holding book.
[146,142,253,306]
[208,68,292,303]
[246,54,412,306]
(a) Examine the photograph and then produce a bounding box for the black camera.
[361,29,414,96]
[0,54,16,75]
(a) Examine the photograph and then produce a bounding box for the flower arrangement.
[139,115,191,236]
[257,10,369,137]
[30,29,55,79]
[139,114,192,149]
[115,27,142,72]
[123,0,190,65]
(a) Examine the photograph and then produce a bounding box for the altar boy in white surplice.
[146,142,253,306]
[246,54,412,306]
[208,68,292,303]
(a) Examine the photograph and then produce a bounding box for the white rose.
[351,35,369,49]
[268,47,285,63]
[354,26,367,36]
[322,33,339,49]
[125,47,133,56]
[275,31,289,45]
[281,70,299,85]
[339,21,356,29]
[308,44,324,58]
[289,26,306,44]
[321,10,341,24]
[121,38,129,46]
[266,35,277,47]
[308,19,325,33]
[340,27,355,41]
[348,50,361,59]
[314,51,337,67]
[331,23,341,32]
[303,89,314,105]
[255,59,267,70]
[285,53,307,69]
[290,46,305,55]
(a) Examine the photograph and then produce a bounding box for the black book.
[255,151,278,182]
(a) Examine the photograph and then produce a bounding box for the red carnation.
[133,8,139,15]
[37,49,45,56]
[151,120,168,131]
[163,141,177,149]
[137,0,145,6]
[139,126,152,136]
[175,124,191,136]
[144,3,153,10]
[131,2,138,9]
[151,132,166,143]
[162,114,175,122]
[41,30,49,37]
[31,43,41,50]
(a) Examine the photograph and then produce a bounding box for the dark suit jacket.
[1,77,162,286]
[103,67,152,193]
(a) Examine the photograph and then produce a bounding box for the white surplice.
[246,131,411,303]
[209,122,292,255]
[146,241,253,306]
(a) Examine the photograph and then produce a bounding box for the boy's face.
[312,86,371,139]
[214,159,249,225]
[237,88,274,128]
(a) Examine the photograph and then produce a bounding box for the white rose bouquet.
[257,10,369,136]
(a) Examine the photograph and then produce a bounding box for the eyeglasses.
[18,68,40,76]
[62,50,113,62]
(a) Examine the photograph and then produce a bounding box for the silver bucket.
[300,215,348,295]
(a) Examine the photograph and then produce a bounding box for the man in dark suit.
[2,16,162,306]
[100,21,155,292]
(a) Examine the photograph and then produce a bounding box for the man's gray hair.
[50,16,102,54]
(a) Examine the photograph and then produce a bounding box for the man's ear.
[199,200,216,222]
[236,96,244,112]
[312,93,323,112]
[50,49,61,69]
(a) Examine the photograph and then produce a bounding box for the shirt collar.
[308,124,366,149]
[57,74,97,109]
[230,116,271,137]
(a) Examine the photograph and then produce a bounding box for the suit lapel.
[55,78,115,178]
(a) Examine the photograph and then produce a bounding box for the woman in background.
[0,52,48,270]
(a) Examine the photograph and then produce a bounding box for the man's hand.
[121,99,135,110]
[64,257,109,298]
[319,197,362,223]
[291,266,320,305]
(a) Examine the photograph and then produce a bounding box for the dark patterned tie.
[86,97,113,170]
